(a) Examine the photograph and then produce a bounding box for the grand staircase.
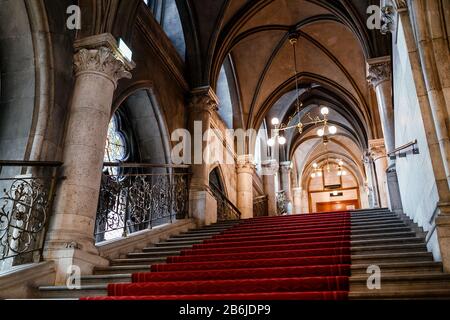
[39,209,450,300]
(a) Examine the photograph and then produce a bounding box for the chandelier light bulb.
[278,136,287,145]
[313,163,318,169]
[272,118,280,126]
[321,107,329,116]
[339,160,344,166]
[317,128,325,137]
[267,138,275,147]
[328,125,337,135]
[342,170,348,176]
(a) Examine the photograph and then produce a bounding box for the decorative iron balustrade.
[95,163,190,243]
[209,183,241,221]
[0,161,61,269]
[253,195,269,217]
[277,191,289,216]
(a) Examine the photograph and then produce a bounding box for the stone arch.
[113,86,172,168]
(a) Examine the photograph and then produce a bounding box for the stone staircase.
[38,220,240,299]
[348,208,450,299]
[38,209,450,299]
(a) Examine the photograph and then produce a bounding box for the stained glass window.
[104,115,128,176]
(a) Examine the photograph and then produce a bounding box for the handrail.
[104,162,190,169]
[209,183,242,219]
[388,140,419,156]
[0,160,63,168]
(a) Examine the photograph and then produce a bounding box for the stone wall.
[393,18,441,260]
[0,0,35,162]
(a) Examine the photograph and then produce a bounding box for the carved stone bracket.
[73,33,135,88]
[189,87,220,115]
[237,154,256,172]
[369,139,387,159]
[367,57,392,87]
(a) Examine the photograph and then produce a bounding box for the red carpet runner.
[83,212,351,300]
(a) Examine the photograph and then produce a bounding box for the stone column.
[367,57,403,213]
[363,152,379,208]
[292,187,303,214]
[280,161,293,202]
[44,34,135,284]
[188,87,219,226]
[369,139,389,208]
[237,155,255,219]
[262,159,279,216]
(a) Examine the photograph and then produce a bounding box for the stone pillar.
[262,159,279,216]
[237,155,255,219]
[369,139,389,208]
[188,87,219,226]
[367,57,403,212]
[280,161,293,202]
[292,187,303,214]
[363,152,380,208]
[44,34,135,284]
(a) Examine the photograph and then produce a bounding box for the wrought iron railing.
[95,163,190,243]
[277,191,289,216]
[0,161,62,270]
[253,195,269,217]
[209,183,242,221]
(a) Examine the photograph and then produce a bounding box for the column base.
[43,241,108,285]
[435,202,450,273]
[189,190,218,226]
[386,164,404,213]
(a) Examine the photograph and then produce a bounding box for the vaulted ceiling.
[177,0,390,185]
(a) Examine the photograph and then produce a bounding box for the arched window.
[104,114,129,176]
[217,65,234,128]
[145,0,186,60]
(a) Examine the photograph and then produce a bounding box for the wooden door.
[316,200,359,213]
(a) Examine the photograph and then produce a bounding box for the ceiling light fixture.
[268,32,338,147]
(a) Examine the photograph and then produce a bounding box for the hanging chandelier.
[310,159,347,179]
[267,32,337,147]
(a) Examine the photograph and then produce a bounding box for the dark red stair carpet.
[82,212,351,301]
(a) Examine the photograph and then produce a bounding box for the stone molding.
[369,139,387,159]
[280,161,293,173]
[367,56,392,87]
[189,87,220,114]
[73,33,135,87]
[237,154,256,172]
[262,160,280,175]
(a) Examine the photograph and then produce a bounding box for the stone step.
[111,257,167,266]
[127,251,181,258]
[351,212,395,219]
[351,231,416,240]
[349,289,450,300]
[94,265,153,275]
[352,226,411,235]
[155,240,204,246]
[142,245,193,252]
[81,274,132,285]
[350,273,450,292]
[351,236,425,247]
[166,235,213,242]
[351,243,428,254]
[352,218,403,227]
[352,222,407,230]
[38,285,107,299]
[178,231,223,237]
[351,261,443,276]
[352,252,434,264]
[352,216,402,224]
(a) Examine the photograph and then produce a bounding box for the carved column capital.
[367,56,392,87]
[280,161,293,173]
[262,159,279,176]
[236,154,256,173]
[189,87,220,114]
[73,33,135,88]
[369,139,387,159]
